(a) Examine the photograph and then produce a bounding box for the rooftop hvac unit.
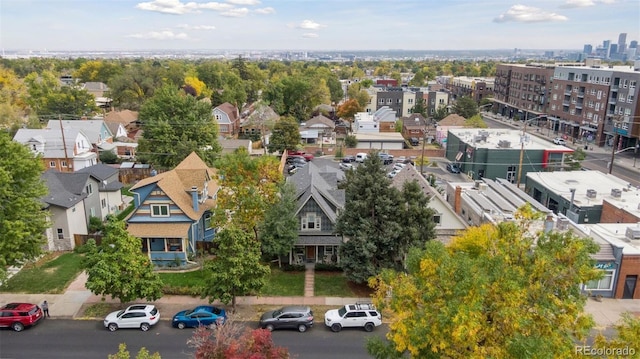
[556,218,570,230]
[611,188,622,198]
[586,189,597,198]
[479,130,489,137]
[625,227,640,241]
[478,183,488,192]
[498,140,511,148]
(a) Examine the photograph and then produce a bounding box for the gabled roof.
[41,170,89,208]
[242,102,280,127]
[303,115,335,130]
[214,102,239,121]
[130,152,218,221]
[45,119,113,144]
[82,82,109,92]
[76,163,118,181]
[104,110,139,125]
[287,162,344,223]
[13,127,90,158]
[402,113,428,129]
[438,114,467,126]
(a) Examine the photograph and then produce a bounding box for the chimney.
[544,214,554,233]
[191,186,199,212]
[454,186,462,214]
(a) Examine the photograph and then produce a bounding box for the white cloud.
[126,30,189,40]
[254,7,275,14]
[561,0,616,6]
[136,0,233,15]
[493,5,568,23]
[226,0,260,5]
[297,20,324,30]
[177,24,216,30]
[302,33,319,38]
[220,7,249,17]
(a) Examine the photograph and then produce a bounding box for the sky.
[0,0,639,52]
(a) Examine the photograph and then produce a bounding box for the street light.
[516,114,547,187]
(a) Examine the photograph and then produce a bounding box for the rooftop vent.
[586,189,597,198]
[625,226,640,241]
[611,188,622,198]
[498,140,511,148]
[556,217,570,230]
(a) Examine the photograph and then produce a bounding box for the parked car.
[355,153,368,163]
[387,169,400,178]
[324,303,382,332]
[409,137,420,146]
[259,306,314,333]
[339,163,354,171]
[103,304,160,332]
[287,162,306,174]
[172,305,227,329]
[341,155,356,163]
[553,137,567,145]
[393,163,407,171]
[395,156,407,163]
[446,163,461,174]
[0,303,44,332]
[289,150,314,161]
[286,155,307,165]
[378,153,394,165]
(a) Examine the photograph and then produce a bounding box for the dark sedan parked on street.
[259,306,314,333]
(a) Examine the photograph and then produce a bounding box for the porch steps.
[304,264,315,297]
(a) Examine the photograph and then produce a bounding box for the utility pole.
[516,122,527,187]
[609,132,619,174]
[58,115,70,172]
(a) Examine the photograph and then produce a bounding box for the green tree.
[433,105,449,122]
[344,135,357,148]
[73,60,122,83]
[107,62,164,110]
[0,132,49,281]
[567,147,586,170]
[593,313,640,358]
[137,85,220,168]
[408,70,426,86]
[24,70,97,117]
[83,217,163,303]
[267,116,301,153]
[368,207,601,358]
[409,97,428,118]
[463,114,488,128]
[259,182,298,267]
[201,227,270,312]
[451,96,478,119]
[0,66,29,130]
[109,344,161,359]
[397,181,436,262]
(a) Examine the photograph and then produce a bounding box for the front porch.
[289,245,339,265]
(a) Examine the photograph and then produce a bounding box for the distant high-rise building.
[630,40,638,49]
[610,44,618,55]
[603,40,611,58]
[583,44,593,54]
[618,33,627,54]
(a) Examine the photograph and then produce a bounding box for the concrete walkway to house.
[304,263,315,297]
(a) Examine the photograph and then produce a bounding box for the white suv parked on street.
[324,303,382,332]
[104,304,160,332]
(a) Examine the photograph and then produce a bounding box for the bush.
[282,264,305,272]
[74,239,96,254]
[162,285,203,296]
[315,263,342,272]
[344,135,357,148]
[99,150,119,164]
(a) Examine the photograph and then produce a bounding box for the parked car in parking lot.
[289,150,314,161]
[378,153,394,165]
[324,303,382,332]
[0,303,43,332]
[104,304,160,332]
[387,169,400,178]
[339,163,354,171]
[341,155,356,163]
[259,306,314,332]
[446,163,461,174]
[172,305,227,329]
[287,155,307,165]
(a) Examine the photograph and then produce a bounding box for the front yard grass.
[259,268,305,296]
[0,252,84,294]
[314,272,354,297]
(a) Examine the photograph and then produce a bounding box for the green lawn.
[314,272,356,297]
[260,268,305,296]
[158,270,207,288]
[0,252,84,294]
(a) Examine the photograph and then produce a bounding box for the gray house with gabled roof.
[286,162,345,264]
[77,164,125,220]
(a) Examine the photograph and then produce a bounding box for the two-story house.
[76,164,125,220]
[213,102,240,138]
[13,127,97,172]
[286,162,345,264]
[41,170,88,251]
[126,152,219,266]
[46,119,115,155]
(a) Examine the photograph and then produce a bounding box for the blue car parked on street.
[171,306,227,329]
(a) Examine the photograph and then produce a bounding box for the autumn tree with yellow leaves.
[368,205,602,359]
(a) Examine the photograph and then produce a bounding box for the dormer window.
[301,213,321,231]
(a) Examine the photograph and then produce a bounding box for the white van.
[355,153,368,163]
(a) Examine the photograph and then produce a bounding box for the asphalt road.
[0,319,386,359]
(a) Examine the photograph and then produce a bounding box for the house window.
[57,228,64,240]
[151,204,170,217]
[301,213,321,231]
[584,270,614,291]
[85,184,93,195]
[204,213,212,229]
[90,207,96,217]
[215,114,222,121]
[50,161,56,168]
[167,238,182,251]
[101,199,106,208]
[61,161,68,167]
[433,214,441,225]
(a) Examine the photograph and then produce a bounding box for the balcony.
[577,92,585,98]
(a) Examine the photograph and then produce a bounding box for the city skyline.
[0,0,639,52]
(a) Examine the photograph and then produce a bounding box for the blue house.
[127,152,218,266]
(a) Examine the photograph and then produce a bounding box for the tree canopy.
[451,96,479,119]
[336,153,436,283]
[267,115,301,154]
[258,182,299,266]
[0,131,49,281]
[463,114,488,128]
[201,226,270,312]
[137,84,221,168]
[83,218,163,303]
[24,70,97,118]
[368,206,601,358]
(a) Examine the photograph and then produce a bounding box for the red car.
[288,150,314,161]
[0,303,44,331]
